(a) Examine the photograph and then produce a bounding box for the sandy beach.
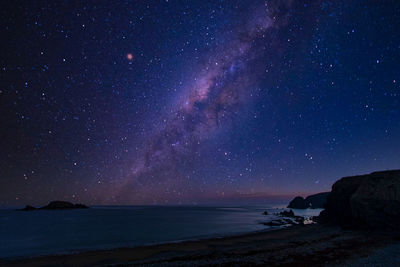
[1,224,398,266]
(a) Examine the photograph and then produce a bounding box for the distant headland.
[287,192,330,209]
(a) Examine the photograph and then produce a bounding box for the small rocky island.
[20,201,89,211]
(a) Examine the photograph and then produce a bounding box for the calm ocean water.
[0,205,321,259]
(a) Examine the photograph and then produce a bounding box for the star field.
[0,0,399,205]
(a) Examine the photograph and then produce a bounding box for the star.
[126,53,133,61]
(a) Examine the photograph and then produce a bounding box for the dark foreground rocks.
[19,201,89,211]
[288,192,330,209]
[318,170,400,230]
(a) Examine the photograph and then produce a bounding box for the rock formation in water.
[278,210,295,217]
[288,196,308,209]
[318,170,400,229]
[261,209,305,226]
[288,192,330,209]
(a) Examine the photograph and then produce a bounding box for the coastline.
[1,224,397,266]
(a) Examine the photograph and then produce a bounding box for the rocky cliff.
[318,170,400,229]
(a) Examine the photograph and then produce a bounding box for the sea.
[0,205,322,259]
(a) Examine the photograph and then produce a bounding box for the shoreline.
[0,221,281,261]
[0,224,288,261]
[1,224,397,266]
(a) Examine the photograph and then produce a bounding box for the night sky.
[1,0,399,206]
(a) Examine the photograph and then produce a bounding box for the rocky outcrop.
[278,210,295,217]
[287,197,308,209]
[20,201,89,211]
[261,210,305,227]
[288,192,330,209]
[318,170,400,230]
[306,192,330,209]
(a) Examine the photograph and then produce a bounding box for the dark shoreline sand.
[1,224,398,266]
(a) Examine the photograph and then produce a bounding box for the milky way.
[113,1,297,202]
